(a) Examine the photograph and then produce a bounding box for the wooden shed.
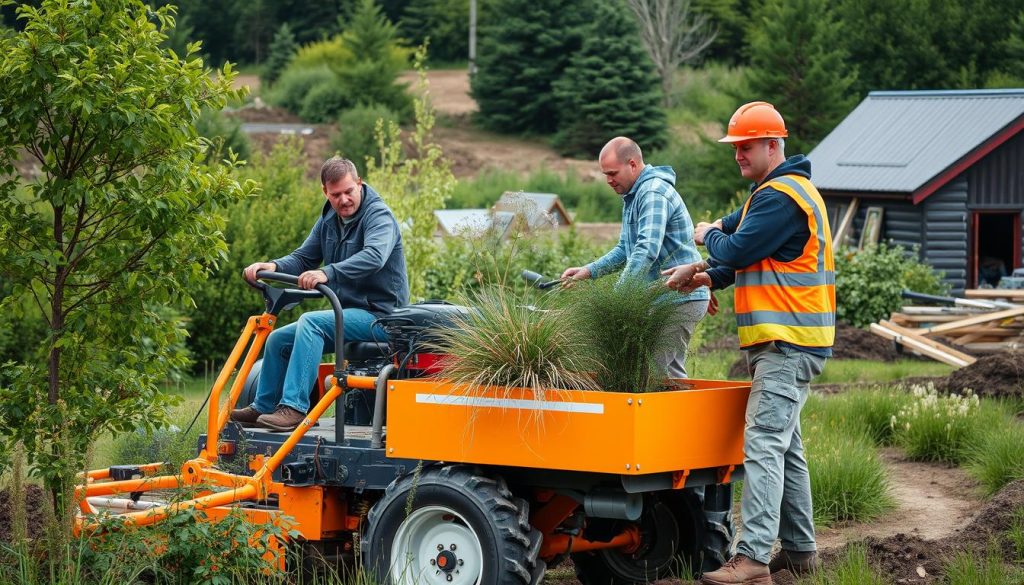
[808,89,1024,291]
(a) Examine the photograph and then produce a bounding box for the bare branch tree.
[627,0,717,106]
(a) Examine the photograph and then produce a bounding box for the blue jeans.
[737,342,826,564]
[251,309,387,414]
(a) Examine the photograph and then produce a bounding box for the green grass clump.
[563,275,688,393]
[892,384,981,464]
[805,423,893,525]
[967,421,1024,496]
[433,286,599,392]
[798,544,886,585]
[1009,507,1024,563]
[803,388,912,446]
[942,546,1019,585]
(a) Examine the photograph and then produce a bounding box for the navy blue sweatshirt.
[704,155,831,357]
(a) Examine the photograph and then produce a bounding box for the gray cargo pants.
[736,341,826,564]
[656,300,708,379]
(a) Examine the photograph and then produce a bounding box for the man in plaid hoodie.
[561,136,709,378]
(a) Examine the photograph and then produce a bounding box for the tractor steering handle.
[254,270,346,380]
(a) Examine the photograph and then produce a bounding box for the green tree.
[0,0,254,509]
[745,0,858,154]
[470,0,592,134]
[366,46,456,300]
[261,22,299,87]
[332,0,412,117]
[553,1,667,156]
[400,0,469,63]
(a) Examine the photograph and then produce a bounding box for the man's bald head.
[599,137,645,195]
[600,136,644,166]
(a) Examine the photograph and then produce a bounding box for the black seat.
[344,341,390,362]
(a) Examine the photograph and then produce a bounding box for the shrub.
[804,422,893,524]
[834,242,947,328]
[265,64,336,115]
[290,37,353,71]
[892,384,980,464]
[331,0,412,118]
[299,80,353,123]
[563,275,689,393]
[433,286,599,392]
[967,420,1024,496]
[332,104,400,168]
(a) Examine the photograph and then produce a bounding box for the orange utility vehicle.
[75,271,750,584]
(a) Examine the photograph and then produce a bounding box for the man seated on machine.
[230,156,409,431]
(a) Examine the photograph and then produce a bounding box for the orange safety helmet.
[718,101,788,143]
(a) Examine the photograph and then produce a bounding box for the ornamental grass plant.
[432,285,599,394]
[562,275,687,393]
[798,544,887,585]
[891,384,980,464]
[803,420,893,525]
[966,413,1024,496]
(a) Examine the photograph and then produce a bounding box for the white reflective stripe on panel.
[414,393,605,414]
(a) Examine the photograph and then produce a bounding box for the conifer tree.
[745,0,857,154]
[470,0,592,134]
[333,0,411,116]
[262,23,298,88]
[552,2,666,156]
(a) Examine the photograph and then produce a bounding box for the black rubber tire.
[362,465,544,585]
[572,486,734,584]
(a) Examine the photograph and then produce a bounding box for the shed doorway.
[971,211,1021,287]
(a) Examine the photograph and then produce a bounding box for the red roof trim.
[912,116,1024,205]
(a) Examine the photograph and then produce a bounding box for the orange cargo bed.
[385,378,750,477]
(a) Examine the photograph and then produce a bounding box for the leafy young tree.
[470,0,592,134]
[553,1,667,156]
[745,0,858,154]
[261,22,299,88]
[0,0,254,506]
[366,46,456,300]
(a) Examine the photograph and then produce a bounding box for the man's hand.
[708,292,719,316]
[677,272,712,294]
[561,266,592,286]
[662,262,699,291]
[298,270,328,290]
[243,261,276,284]
[694,219,724,246]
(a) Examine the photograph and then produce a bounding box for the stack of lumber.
[870,289,1024,368]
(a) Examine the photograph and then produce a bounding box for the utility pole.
[469,0,477,75]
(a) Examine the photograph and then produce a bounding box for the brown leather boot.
[229,405,263,426]
[768,549,819,576]
[257,405,306,431]
[700,554,772,585]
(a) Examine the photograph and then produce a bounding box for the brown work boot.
[229,405,263,426]
[768,549,819,576]
[701,554,771,585]
[257,405,306,432]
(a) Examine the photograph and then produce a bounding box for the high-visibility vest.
[734,174,836,348]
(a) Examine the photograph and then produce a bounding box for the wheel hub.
[435,549,457,573]
[391,505,483,584]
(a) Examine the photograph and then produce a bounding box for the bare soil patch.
[400,68,476,116]
[943,351,1024,399]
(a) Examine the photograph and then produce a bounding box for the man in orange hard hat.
[662,102,835,584]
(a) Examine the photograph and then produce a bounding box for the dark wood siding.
[968,130,1024,209]
[922,177,969,291]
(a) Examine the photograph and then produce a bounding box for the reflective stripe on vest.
[734,174,836,348]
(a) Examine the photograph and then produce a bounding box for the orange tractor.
[75,271,750,584]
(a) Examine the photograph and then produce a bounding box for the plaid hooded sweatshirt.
[586,164,709,303]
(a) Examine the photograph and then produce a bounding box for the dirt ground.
[230,69,595,181]
[943,351,1024,399]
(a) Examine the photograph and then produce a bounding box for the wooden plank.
[832,197,859,249]
[892,314,976,323]
[923,307,1024,334]
[870,323,974,368]
[880,320,977,364]
[964,289,1024,300]
[962,340,1024,351]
